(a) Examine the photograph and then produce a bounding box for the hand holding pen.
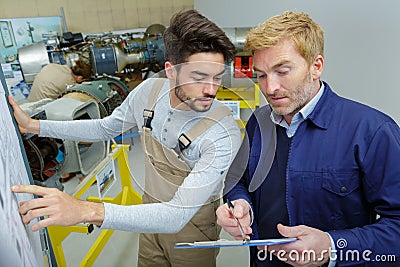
[216,199,252,241]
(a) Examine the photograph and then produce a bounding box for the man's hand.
[11,185,104,231]
[216,199,252,239]
[264,224,331,267]
[8,95,40,134]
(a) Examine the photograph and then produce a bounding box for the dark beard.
[174,82,215,112]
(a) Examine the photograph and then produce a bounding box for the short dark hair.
[163,9,236,65]
[71,59,92,80]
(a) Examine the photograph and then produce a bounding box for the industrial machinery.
[20,97,104,190]
[18,24,166,85]
[16,24,166,188]
[18,25,256,89]
[20,76,131,189]
[222,27,256,84]
[61,75,130,117]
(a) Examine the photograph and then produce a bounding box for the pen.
[226,199,250,243]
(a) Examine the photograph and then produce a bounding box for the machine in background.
[20,76,131,190]
[20,97,103,190]
[16,24,166,188]
[17,24,166,88]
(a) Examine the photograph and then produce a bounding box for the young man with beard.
[217,11,400,267]
[10,9,241,267]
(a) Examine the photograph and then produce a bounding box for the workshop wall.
[196,0,400,124]
[0,0,194,32]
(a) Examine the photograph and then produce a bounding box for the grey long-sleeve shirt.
[40,78,242,233]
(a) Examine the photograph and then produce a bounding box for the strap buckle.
[178,133,192,151]
[143,109,154,130]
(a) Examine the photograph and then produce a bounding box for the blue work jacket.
[225,82,400,266]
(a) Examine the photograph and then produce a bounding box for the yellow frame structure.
[217,83,260,133]
[217,84,260,110]
[46,144,142,267]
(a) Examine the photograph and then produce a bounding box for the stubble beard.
[174,83,215,112]
[270,73,315,117]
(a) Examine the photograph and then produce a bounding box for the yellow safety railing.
[47,144,142,267]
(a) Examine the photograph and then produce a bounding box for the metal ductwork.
[60,76,130,117]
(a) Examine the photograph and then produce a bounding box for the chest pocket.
[322,171,360,196]
[296,170,369,230]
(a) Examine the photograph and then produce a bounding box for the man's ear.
[165,61,176,80]
[311,55,324,80]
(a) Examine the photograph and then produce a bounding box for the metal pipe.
[60,7,68,33]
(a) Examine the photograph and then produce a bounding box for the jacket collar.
[306,81,337,130]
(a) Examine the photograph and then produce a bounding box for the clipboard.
[174,237,297,249]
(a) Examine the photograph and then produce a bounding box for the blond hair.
[245,11,324,66]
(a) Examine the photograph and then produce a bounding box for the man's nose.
[203,81,218,96]
[261,76,280,96]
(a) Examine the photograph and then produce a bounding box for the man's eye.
[277,70,289,75]
[257,73,266,79]
[193,77,204,81]
[214,76,222,81]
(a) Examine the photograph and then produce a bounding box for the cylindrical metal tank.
[89,45,144,76]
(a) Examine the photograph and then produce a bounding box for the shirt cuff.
[327,232,337,267]
[99,202,114,229]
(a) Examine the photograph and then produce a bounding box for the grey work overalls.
[137,79,230,267]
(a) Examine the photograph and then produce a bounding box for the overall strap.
[143,78,167,130]
[178,105,232,151]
